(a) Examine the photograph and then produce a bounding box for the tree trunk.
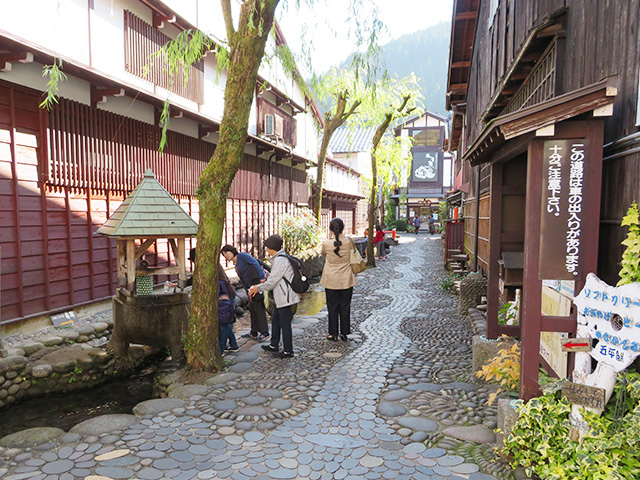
[186,0,280,371]
[366,115,391,266]
[312,92,359,222]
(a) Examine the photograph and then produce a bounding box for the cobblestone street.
[1,234,508,480]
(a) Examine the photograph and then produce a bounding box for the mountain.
[380,22,451,116]
[334,21,452,116]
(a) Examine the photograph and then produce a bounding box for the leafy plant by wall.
[502,372,640,480]
[278,208,324,256]
[475,336,520,404]
[618,201,640,286]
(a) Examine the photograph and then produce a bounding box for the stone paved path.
[0,234,510,480]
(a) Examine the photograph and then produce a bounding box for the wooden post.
[116,239,126,287]
[520,138,544,400]
[486,162,503,339]
[177,238,186,289]
[126,239,136,291]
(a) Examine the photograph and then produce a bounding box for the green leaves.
[503,372,640,479]
[618,202,640,286]
[39,58,67,110]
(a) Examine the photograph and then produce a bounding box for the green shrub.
[395,218,408,231]
[278,208,324,256]
[618,201,640,285]
[503,371,640,480]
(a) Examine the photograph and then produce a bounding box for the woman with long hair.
[319,218,356,341]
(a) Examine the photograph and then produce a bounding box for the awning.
[464,76,618,166]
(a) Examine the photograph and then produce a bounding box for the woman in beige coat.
[320,218,356,341]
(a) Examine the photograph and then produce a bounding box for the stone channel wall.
[0,319,147,410]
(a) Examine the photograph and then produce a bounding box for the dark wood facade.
[447,0,640,399]
[0,80,308,325]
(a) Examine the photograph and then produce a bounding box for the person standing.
[414,216,421,234]
[249,235,299,358]
[221,245,270,341]
[217,264,239,354]
[374,225,386,260]
[320,218,356,341]
[428,215,436,235]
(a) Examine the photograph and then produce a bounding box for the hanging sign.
[573,273,640,372]
[539,139,589,280]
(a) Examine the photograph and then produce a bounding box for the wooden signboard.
[539,139,589,281]
[562,381,606,410]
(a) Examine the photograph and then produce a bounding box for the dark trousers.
[248,295,269,335]
[219,323,238,352]
[325,287,353,337]
[270,305,293,353]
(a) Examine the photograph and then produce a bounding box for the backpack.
[282,254,310,293]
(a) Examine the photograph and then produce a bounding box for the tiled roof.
[96,169,198,238]
[328,126,376,153]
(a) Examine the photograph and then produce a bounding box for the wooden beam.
[455,11,477,21]
[153,11,176,28]
[0,52,33,72]
[134,238,156,261]
[91,87,125,106]
[449,83,468,92]
[451,61,471,69]
[198,124,219,139]
[540,316,577,332]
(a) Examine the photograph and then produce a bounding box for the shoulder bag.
[349,239,366,274]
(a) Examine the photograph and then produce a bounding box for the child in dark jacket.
[218,265,239,354]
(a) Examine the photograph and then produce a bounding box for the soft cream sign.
[573,273,640,372]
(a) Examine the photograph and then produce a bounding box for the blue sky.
[277,0,454,74]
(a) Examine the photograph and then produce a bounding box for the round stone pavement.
[0,235,510,480]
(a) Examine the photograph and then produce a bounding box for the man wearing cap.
[221,245,270,341]
[249,235,299,359]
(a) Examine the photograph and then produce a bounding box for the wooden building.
[0,0,321,327]
[446,0,639,398]
[392,112,454,219]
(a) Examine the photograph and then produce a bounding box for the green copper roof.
[96,169,198,238]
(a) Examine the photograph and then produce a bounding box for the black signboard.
[411,151,439,183]
[539,139,588,280]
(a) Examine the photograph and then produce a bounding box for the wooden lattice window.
[503,42,557,115]
[124,10,204,104]
[46,98,212,195]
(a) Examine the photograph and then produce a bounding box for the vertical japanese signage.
[539,139,588,280]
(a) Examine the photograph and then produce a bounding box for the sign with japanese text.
[51,310,78,327]
[573,273,640,372]
[561,380,606,410]
[539,139,589,280]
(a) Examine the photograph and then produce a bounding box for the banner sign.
[412,151,439,183]
[573,273,640,372]
[539,139,588,280]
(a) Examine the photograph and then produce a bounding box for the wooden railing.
[124,10,204,104]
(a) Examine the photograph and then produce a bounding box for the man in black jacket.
[221,245,270,341]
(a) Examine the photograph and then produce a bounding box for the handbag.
[350,240,366,274]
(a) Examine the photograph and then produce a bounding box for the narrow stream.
[0,359,160,438]
[0,287,326,438]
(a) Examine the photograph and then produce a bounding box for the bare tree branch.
[221,0,235,43]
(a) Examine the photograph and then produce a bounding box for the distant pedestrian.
[428,215,436,235]
[374,225,386,260]
[249,235,299,358]
[217,264,239,354]
[320,218,356,341]
[414,216,421,234]
[221,245,270,341]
